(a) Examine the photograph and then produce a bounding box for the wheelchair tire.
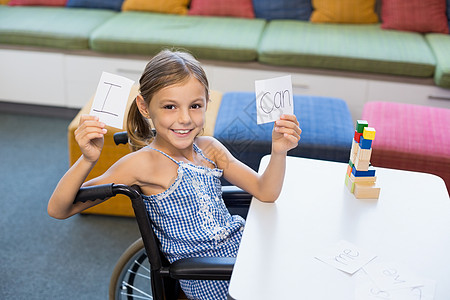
[109,238,152,300]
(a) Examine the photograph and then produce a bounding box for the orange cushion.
[381,0,449,34]
[121,0,189,15]
[188,0,255,18]
[310,0,378,24]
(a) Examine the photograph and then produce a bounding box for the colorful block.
[347,164,353,176]
[345,174,355,193]
[354,131,362,143]
[362,127,376,140]
[359,136,372,149]
[352,166,376,177]
[356,120,369,133]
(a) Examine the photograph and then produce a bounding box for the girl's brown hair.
[126,49,210,151]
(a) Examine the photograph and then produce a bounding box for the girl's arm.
[206,114,301,202]
[48,115,110,219]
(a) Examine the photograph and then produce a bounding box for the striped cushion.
[362,101,450,194]
[90,12,265,61]
[426,34,450,88]
[310,0,378,24]
[381,0,449,34]
[258,21,436,77]
[66,0,124,11]
[8,0,65,5]
[189,0,255,18]
[0,6,116,49]
[252,0,312,21]
[214,92,354,171]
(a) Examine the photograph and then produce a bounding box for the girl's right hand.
[74,115,107,163]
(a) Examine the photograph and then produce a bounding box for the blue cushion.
[214,92,354,172]
[252,0,312,20]
[66,0,124,11]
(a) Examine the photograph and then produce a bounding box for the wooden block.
[350,173,377,184]
[350,139,359,163]
[354,131,362,143]
[363,127,376,140]
[354,157,370,171]
[348,159,354,169]
[359,136,372,149]
[357,147,372,162]
[352,166,376,177]
[356,120,369,133]
[354,183,380,199]
[345,174,355,193]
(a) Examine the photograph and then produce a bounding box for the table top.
[228,156,450,300]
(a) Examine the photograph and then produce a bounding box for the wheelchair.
[74,132,252,300]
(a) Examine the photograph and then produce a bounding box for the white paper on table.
[363,262,427,291]
[255,75,293,124]
[89,71,135,129]
[355,277,436,300]
[315,240,377,274]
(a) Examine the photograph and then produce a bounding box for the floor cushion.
[425,34,450,88]
[214,92,354,174]
[362,101,450,195]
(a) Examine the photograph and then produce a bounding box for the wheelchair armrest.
[169,257,235,280]
[222,185,252,207]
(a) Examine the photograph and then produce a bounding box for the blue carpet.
[0,112,140,299]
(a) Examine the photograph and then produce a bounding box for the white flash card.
[90,71,135,129]
[355,278,435,300]
[255,75,293,124]
[363,262,426,291]
[315,240,377,274]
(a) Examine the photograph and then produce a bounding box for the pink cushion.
[362,101,450,194]
[9,0,66,5]
[381,0,449,34]
[188,0,255,18]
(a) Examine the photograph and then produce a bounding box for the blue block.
[359,136,372,149]
[213,92,354,173]
[352,166,376,177]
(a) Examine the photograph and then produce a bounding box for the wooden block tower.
[345,120,380,199]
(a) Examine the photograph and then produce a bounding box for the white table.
[228,156,450,299]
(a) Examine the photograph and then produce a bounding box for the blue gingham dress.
[142,144,245,300]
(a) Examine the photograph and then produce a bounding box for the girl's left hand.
[272,114,302,154]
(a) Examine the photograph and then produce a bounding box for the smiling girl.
[48,49,301,299]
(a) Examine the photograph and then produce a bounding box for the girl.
[48,49,301,299]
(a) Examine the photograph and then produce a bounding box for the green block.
[356,120,369,133]
[349,160,354,168]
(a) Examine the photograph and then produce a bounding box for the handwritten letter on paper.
[255,75,294,124]
[90,72,135,129]
[315,240,377,274]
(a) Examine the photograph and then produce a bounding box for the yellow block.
[363,127,376,140]
[68,86,223,216]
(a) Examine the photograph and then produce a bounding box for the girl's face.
[140,76,208,152]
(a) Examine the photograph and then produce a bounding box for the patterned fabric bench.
[362,101,450,194]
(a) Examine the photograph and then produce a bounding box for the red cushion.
[9,0,66,5]
[362,101,450,194]
[381,0,449,34]
[188,0,255,18]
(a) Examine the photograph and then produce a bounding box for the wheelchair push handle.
[74,183,141,203]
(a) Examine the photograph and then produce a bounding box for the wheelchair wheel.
[109,238,152,300]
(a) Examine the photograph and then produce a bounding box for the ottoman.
[213,92,354,175]
[68,87,223,216]
[361,101,450,194]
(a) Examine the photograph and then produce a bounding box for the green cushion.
[0,6,116,50]
[258,20,436,77]
[90,12,266,61]
[426,34,450,88]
